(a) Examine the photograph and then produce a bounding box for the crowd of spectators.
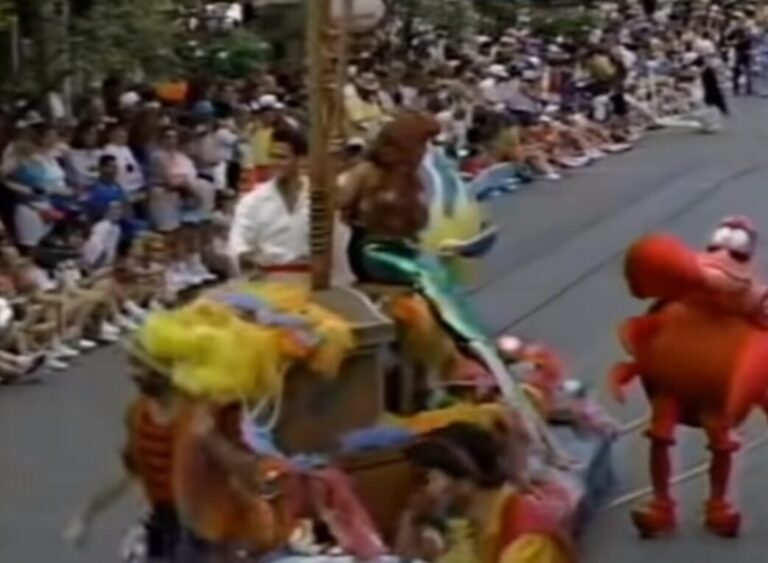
[0,0,761,382]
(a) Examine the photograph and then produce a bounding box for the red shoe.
[704,500,741,538]
[631,498,677,538]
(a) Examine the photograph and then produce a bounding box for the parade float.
[115,1,615,561]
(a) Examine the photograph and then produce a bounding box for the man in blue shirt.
[85,155,127,220]
[86,154,145,242]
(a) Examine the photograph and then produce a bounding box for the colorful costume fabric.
[477,486,575,563]
[137,282,354,405]
[123,396,182,561]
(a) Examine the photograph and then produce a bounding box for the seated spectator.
[80,200,148,325]
[0,274,45,382]
[111,237,166,316]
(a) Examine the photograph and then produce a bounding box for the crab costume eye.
[708,226,754,261]
[709,227,733,248]
[727,228,753,255]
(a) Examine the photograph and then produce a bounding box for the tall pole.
[307,0,350,290]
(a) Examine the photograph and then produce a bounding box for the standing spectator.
[728,15,755,95]
[103,123,146,199]
[344,72,386,138]
[148,127,215,293]
[4,130,68,251]
[64,121,104,191]
[246,95,286,184]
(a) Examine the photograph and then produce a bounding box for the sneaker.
[165,264,187,291]
[116,315,140,332]
[98,329,120,344]
[78,339,98,351]
[545,172,562,181]
[53,344,80,359]
[559,155,591,168]
[18,354,45,374]
[124,301,148,321]
[605,142,632,153]
[193,263,217,283]
[587,149,606,160]
[45,357,69,371]
[180,264,205,287]
[101,321,121,335]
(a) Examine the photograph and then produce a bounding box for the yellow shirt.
[249,126,274,167]
[344,87,384,136]
[499,535,567,563]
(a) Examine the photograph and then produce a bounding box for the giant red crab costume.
[610,217,768,538]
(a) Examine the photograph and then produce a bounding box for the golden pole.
[307,0,350,290]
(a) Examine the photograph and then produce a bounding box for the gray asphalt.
[4,98,768,562]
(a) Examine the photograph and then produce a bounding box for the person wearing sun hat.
[247,93,287,184]
[344,71,386,139]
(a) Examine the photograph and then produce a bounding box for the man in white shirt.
[228,127,310,280]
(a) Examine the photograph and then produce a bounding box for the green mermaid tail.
[363,243,565,458]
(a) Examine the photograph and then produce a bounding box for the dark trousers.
[145,504,180,560]
[733,59,753,95]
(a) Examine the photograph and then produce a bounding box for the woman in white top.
[64,121,103,190]
[103,123,145,196]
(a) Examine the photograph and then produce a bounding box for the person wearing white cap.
[479,64,509,104]
[245,94,286,182]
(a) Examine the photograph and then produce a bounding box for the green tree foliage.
[472,0,519,35]
[418,0,478,38]
[529,10,597,42]
[69,0,182,78]
[177,28,271,80]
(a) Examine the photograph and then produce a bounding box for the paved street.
[4,98,768,562]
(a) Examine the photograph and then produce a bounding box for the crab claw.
[625,234,704,300]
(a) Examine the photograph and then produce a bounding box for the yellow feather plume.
[136,282,355,403]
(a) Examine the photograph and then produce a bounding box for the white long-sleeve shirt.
[227,178,310,270]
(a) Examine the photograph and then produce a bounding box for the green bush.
[530,11,597,42]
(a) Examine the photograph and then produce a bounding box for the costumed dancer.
[396,423,577,563]
[340,110,566,461]
[610,216,768,538]
[339,110,438,285]
[63,340,184,562]
[132,286,385,561]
